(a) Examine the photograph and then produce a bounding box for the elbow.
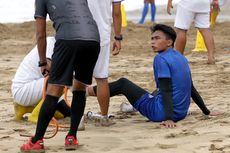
[36,32,46,41]
[113,11,121,19]
[36,30,46,41]
[112,3,122,21]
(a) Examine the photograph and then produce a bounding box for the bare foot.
[207,58,215,64]
[209,111,224,117]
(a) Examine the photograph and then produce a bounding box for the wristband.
[38,61,47,67]
[114,35,123,41]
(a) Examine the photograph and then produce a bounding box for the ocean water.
[123,0,180,11]
[0,0,35,23]
[0,0,180,23]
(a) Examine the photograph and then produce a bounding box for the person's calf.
[95,78,110,116]
[67,90,86,138]
[175,28,187,54]
[32,94,59,143]
[198,28,215,64]
[56,99,71,117]
[86,86,96,96]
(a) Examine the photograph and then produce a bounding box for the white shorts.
[93,44,110,78]
[174,5,210,30]
[11,78,44,106]
[12,78,64,106]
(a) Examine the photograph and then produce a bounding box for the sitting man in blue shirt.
[88,24,221,128]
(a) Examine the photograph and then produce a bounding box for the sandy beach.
[1,3,230,153]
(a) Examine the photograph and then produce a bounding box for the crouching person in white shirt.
[11,37,71,121]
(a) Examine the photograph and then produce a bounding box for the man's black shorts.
[48,39,100,86]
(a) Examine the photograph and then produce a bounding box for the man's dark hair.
[151,24,177,47]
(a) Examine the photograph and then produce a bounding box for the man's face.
[151,30,172,52]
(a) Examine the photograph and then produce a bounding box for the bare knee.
[47,84,64,97]
[87,86,96,96]
[175,28,187,53]
[95,78,108,85]
[175,28,187,34]
[72,79,87,92]
[198,28,212,38]
[198,28,210,33]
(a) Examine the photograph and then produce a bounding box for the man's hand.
[112,2,122,56]
[209,111,224,117]
[112,40,121,56]
[167,0,173,15]
[41,64,50,77]
[160,120,177,128]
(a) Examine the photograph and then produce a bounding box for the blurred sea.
[0,0,228,23]
[0,0,180,23]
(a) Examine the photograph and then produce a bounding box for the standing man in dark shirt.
[20,0,100,152]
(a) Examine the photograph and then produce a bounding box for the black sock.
[93,78,146,105]
[32,95,59,143]
[67,90,86,138]
[57,99,71,117]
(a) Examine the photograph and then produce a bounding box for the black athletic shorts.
[48,39,100,86]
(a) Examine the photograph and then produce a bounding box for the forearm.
[191,83,210,115]
[36,18,47,63]
[168,0,172,4]
[159,78,173,120]
[167,0,173,14]
[112,3,122,37]
[37,35,47,62]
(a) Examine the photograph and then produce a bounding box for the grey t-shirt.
[35,0,100,42]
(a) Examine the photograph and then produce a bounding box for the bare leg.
[95,78,110,116]
[175,28,187,54]
[47,84,64,97]
[72,79,87,91]
[87,86,96,96]
[198,28,215,64]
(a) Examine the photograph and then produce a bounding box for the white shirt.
[178,0,211,13]
[88,0,122,46]
[12,37,55,88]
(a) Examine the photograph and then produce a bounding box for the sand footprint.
[165,129,198,138]
[210,138,224,143]
[209,144,224,151]
[209,143,230,152]
[155,143,177,149]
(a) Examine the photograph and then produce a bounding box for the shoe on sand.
[65,136,78,150]
[120,102,137,113]
[20,137,45,153]
[86,111,116,127]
